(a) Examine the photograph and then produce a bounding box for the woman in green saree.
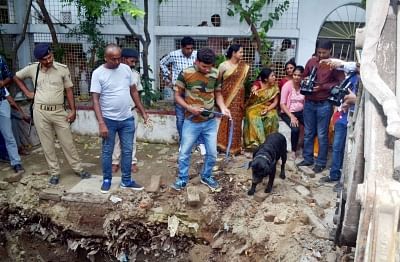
[243,68,279,149]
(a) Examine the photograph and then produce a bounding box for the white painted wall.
[71,110,178,144]
[71,109,292,150]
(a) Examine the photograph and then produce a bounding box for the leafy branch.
[227,0,290,66]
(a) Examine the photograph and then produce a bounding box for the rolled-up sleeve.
[160,54,172,80]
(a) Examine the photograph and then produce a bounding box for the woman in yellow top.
[217,44,249,155]
[243,68,279,149]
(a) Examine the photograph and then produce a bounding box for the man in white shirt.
[112,48,143,174]
[91,44,149,193]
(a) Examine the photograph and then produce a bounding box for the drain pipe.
[360,0,400,138]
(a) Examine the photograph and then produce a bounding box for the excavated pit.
[0,136,348,261]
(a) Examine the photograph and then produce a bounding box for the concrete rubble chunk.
[146,175,161,193]
[294,185,311,197]
[32,170,48,176]
[298,166,315,178]
[273,213,287,224]
[0,181,8,190]
[311,228,330,240]
[264,212,276,222]
[211,236,224,249]
[39,189,63,202]
[187,186,200,206]
[3,173,23,183]
[253,191,269,202]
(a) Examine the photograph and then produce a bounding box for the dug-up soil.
[0,135,346,261]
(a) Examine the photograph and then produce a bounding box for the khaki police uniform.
[16,62,83,176]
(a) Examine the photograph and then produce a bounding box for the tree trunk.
[36,0,59,45]
[141,0,151,80]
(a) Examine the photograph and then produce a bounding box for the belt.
[37,104,64,111]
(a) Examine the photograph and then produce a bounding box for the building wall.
[2,0,361,74]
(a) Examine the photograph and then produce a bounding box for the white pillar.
[296,0,362,66]
[146,0,158,90]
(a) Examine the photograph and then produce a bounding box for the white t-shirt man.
[90,63,137,121]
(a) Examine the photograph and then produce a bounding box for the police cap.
[121,48,139,59]
[34,43,51,60]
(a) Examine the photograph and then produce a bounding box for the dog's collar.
[254,154,269,161]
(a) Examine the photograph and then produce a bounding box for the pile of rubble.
[0,137,344,261]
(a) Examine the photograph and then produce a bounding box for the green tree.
[227,0,290,66]
[63,0,161,106]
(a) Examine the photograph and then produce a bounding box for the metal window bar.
[29,33,139,100]
[156,36,297,99]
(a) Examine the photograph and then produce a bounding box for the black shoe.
[319,176,336,183]
[312,165,325,174]
[49,175,59,185]
[13,164,25,174]
[333,183,343,192]
[297,160,313,167]
[76,170,91,179]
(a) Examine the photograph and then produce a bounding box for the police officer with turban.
[13,43,91,184]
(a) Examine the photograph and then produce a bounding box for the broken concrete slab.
[3,173,23,183]
[62,175,120,204]
[298,166,315,178]
[294,185,311,197]
[39,188,63,202]
[146,175,161,193]
[186,186,200,207]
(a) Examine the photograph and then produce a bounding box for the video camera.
[328,71,357,106]
[300,66,317,95]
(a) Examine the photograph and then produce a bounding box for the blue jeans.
[177,118,217,182]
[176,103,205,145]
[330,122,347,180]
[102,117,134,183]
[0,115,21,166]
[303,100,333,167]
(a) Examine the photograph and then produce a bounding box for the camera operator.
[318,59,358,191]
[297,40,345,174]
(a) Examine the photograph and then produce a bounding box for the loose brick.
[186,186,200,206]
[147,175,161,193]
[39,189,63,202]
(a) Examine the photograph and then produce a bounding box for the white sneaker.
[199,144,206,155]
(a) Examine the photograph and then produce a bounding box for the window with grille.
[0,0,9,24]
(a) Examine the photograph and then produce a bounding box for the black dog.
[247,132,287,195]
